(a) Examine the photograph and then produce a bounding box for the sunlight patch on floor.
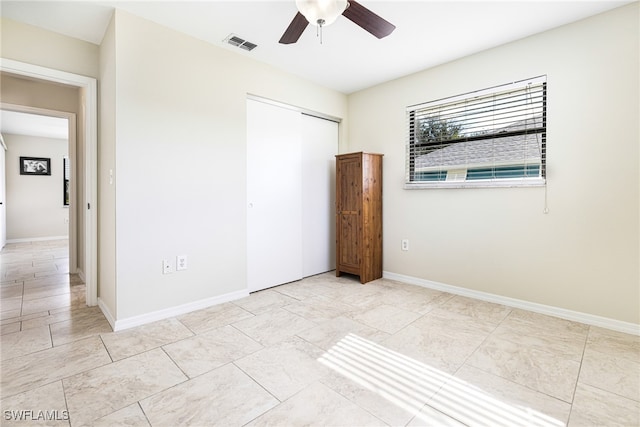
[318,334,564,426]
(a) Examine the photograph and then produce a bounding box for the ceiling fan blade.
[342,0,395,39]
[279,12,309,44]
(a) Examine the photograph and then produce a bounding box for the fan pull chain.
[316,19,325,44]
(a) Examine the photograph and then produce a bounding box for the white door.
[247,99,303,292]
[301,114,338,276]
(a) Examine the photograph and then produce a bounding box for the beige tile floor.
[1,240,639,426]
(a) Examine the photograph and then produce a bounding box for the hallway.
[0,239,96,334]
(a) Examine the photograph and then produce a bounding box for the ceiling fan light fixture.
[295,0,349,27]
[279,0,393,45]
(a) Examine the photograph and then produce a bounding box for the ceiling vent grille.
[224,34,258,52]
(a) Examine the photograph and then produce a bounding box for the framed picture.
[20,156,51,176]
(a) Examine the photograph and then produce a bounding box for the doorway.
[0,58,98,306]
[0,108,75,273]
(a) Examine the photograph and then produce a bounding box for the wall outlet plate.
[401,239,409,251]
[176,255,187,271]
[162,260,173,274]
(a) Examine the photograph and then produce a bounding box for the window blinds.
[406,76,546,188]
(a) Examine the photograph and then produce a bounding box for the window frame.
[405,76,547,189]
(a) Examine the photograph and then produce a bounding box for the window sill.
[404,178,546,190]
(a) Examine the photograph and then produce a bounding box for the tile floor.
[1,240,639,426]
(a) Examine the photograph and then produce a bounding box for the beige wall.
[4,134,69,240]
[347,3,639,324]
[98,14,118,318]
[0,17,99,79]
[0,74,80,112]
[108,11,348,320]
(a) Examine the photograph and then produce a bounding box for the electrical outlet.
[401,239,409,251]
[176,255,188,271]
[162,259,173,274]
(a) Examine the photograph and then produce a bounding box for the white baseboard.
[105,289,250,332]
[98,298,116,330]
[6,236,69,243]
[383,271,640,336]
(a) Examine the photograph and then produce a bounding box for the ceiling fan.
[279,0,395,44]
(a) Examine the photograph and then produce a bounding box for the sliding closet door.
[301,114,338,277]
[247,99,303,292]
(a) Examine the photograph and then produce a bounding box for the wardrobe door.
[301,114,338,277]
[335,152,383,284]
[247,99,303,292]
[336,153,363,275]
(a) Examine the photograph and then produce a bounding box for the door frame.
[0,104,77,268]
[0,134,6,249]
[1,58,98,306]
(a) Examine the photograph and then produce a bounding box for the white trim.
[247,93,342,123]
[383,271,640,336]
[1,58,98,307]
[67,115,77,274]
[404,177,545,190]
[6,236,69,243]
[98,297,116,330]
[110,290,250,332]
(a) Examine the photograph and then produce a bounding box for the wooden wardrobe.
[335,152,383,284]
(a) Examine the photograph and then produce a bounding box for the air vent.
[240,41,257,51]
[224,34,258,52]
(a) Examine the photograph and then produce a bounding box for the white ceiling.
[1,0,632,96]
[0,110,68,140]
[2,1,631,139]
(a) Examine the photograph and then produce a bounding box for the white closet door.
[247,99,303,292]
[301,114,338,277]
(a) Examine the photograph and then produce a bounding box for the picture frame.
[20,156,51,176]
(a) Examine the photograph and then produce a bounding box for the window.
[406,76,546,188]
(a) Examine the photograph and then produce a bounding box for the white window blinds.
[406,76,546,188]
